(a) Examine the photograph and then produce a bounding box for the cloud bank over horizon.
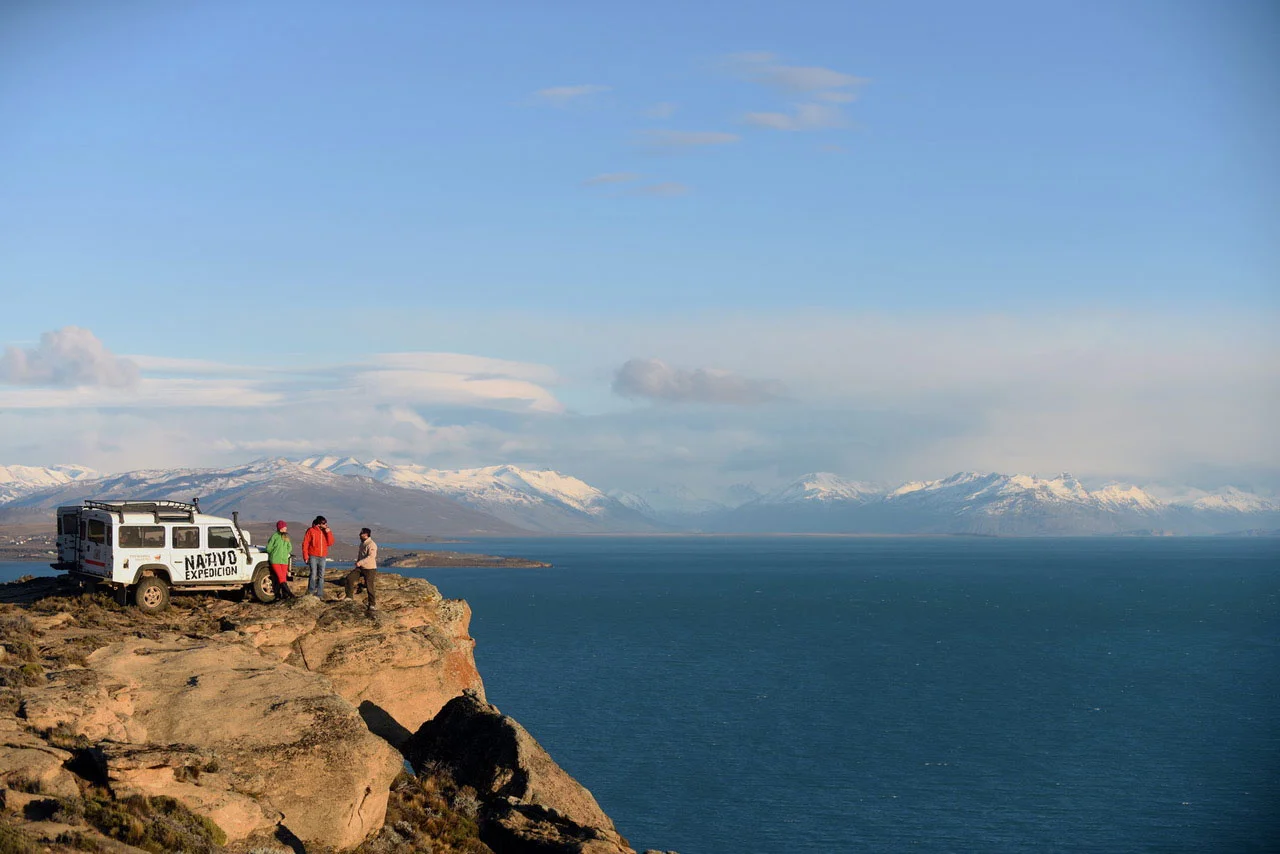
[0,311,1275,497]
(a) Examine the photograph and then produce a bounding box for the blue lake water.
[5,536,1279,853]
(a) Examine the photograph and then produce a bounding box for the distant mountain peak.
[755,472,882,505]
[292,456,661,533]
[0,463,101,503]
[1092,482,1162,512]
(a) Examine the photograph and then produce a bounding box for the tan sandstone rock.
[0,718,80,799]
[77,637,402,847]
[230,574,485,746]
[101,742,276,842]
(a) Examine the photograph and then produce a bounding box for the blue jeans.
[307,556,328,596]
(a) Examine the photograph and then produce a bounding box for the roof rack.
[83,499,199,523]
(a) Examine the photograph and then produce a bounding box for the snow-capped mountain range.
[295,456,657,532]
[0,464,99,504]
[0,459,523,535]
[0,459,1275,536]
[709,470,1278,535]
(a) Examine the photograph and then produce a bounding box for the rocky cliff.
[0,573,659,854]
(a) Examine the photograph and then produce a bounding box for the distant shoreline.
[2,524,1271,566]
[0,523,550,568]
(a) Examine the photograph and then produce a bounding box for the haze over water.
[408,537,1279,853]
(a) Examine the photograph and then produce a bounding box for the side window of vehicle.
[207,526,238,549]
[173,527,200,549]
[119,526,166,548]
[80,520,87,539]
[87,519,106,545]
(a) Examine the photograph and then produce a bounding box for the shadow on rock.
[405,691,636,854]
[360,699,413,750]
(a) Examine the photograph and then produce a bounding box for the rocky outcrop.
[0,572,656,853]
[22,634,403,848]
[0,717,80,799]
[406,692,636,854]
[223,575,485,746]
[0,573,483,850]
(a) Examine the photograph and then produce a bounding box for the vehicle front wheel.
[134,576,170,614]
[250,563,277,604]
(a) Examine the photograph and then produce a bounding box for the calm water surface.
[4,537,1278,853]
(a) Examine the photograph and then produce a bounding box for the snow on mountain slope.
[885,472,1117,518]
[0,458,520,535]
[4,457,1276,535]
[1139,485,1280,513]
[0,464,100,503]
[966,473,1093,513]
[297,457,662,532]
[607,490,655,517]
[890,471,1002,500]
[1092,483,1164,512]
[1183,487,1278,513]
[715,469,1280,535]
[753,472,882,505]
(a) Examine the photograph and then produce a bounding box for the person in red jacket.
[302,515,334,597]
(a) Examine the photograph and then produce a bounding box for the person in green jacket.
[265,520,296,601]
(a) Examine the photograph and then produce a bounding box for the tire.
[134,576,170,614]
[250,563,277,604]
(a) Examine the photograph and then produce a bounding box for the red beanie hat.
[276,520,287,530]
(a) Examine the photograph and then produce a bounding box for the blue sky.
[1,0,1276,494]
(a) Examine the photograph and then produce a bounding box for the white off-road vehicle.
[52,500,277,613]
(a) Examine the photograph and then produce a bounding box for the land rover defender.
[52,500,276,613]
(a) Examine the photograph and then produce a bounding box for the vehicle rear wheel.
[250,563,277,603]
[134,576,170,614]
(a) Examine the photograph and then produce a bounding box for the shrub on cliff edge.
[0,818,38,854]
[76,792,226,853]
[354,770,492,854]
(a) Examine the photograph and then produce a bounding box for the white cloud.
[583,172,641,186]
[725,52,866,93]
[642,130,739,148]
[0,327,139,388]
[644,101,678,119]
[532,84,610,106]
[744,103,846,131]
[356,370,564,414]
[636,182,689,197]
[363,352,559,385]
[126,355,272,377]
[613,358,785,404]
[0,349,562,415]
[388,406,432,432]
[0,378,280,409]
[209,437,327,454]
[726,52,866,137]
